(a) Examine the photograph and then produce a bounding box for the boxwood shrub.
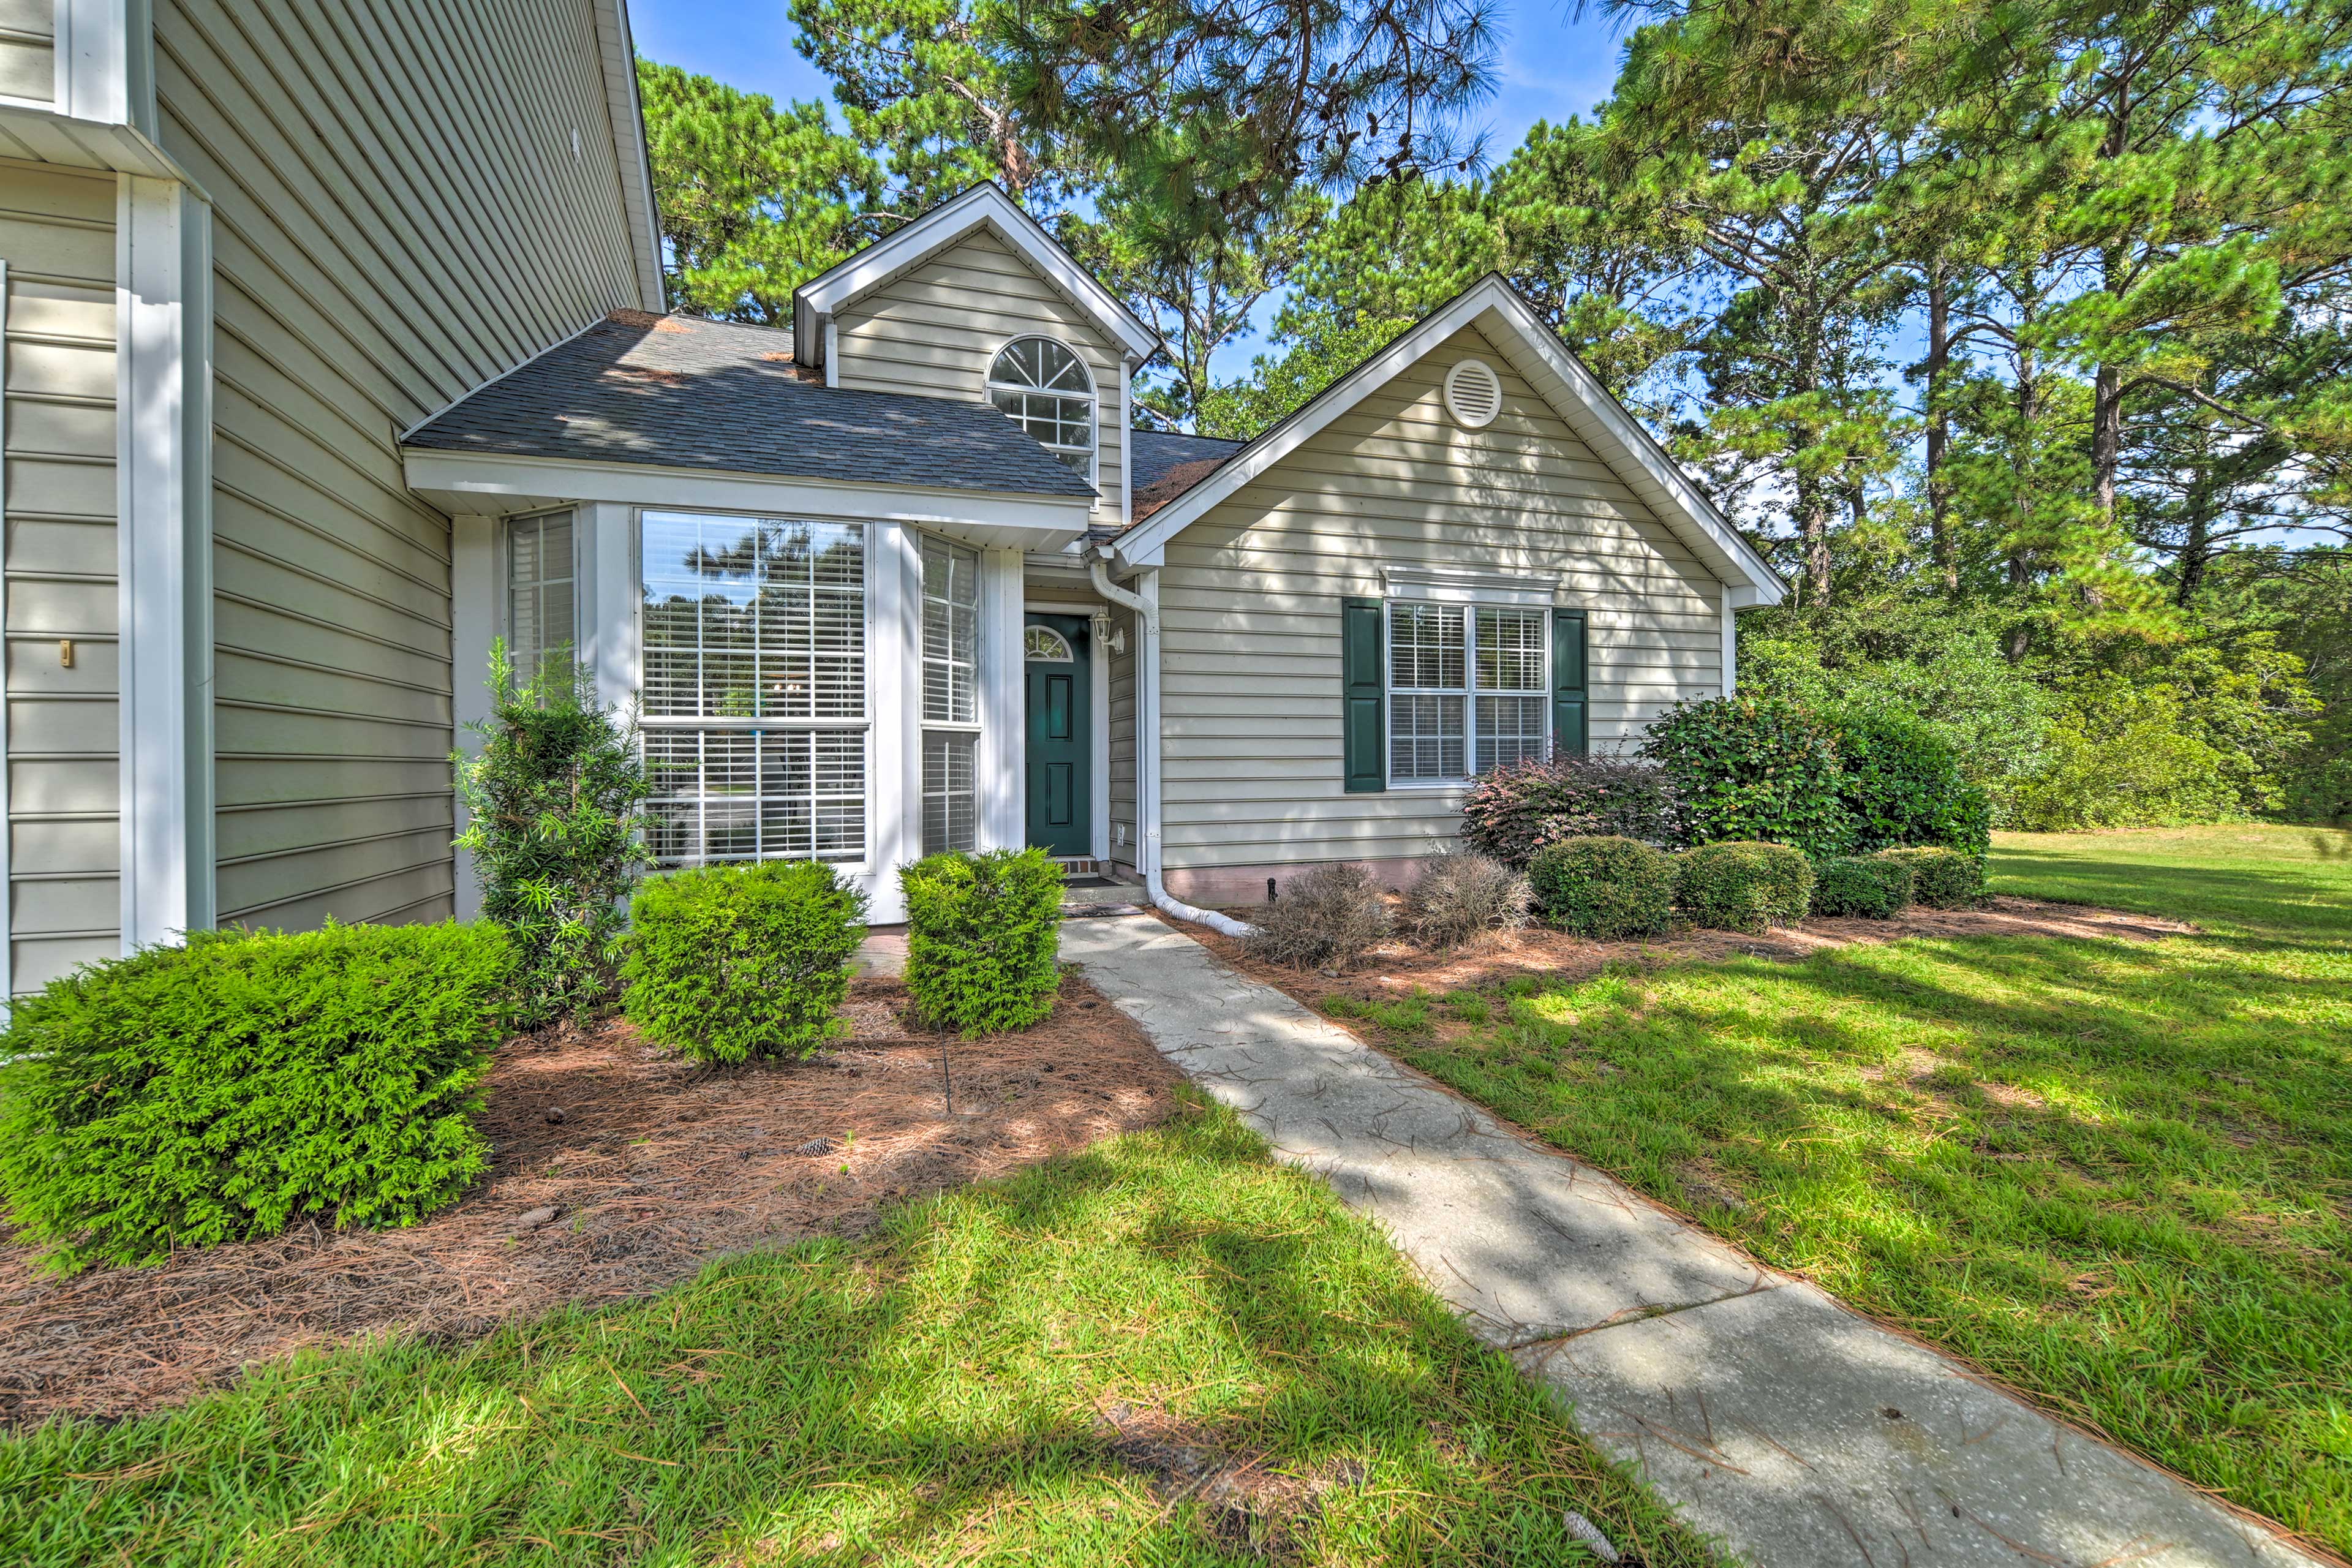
[623,860,867,1063]
[1528,836,1677,939]
[1811,854,1915,919]
[1674,840,1815,932]
[1834,708,1993,857]
[901,848,1064,1036]
[1877,846,1985,909]
[0,922,513,1273]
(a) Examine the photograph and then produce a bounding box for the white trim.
[1137,569,1163,879]
[0,256,10,997]
[977,548,1026,851]
[1721,592,1738,695]
[1381,598,1550,788]
[1118,355,1134,527]
[587,0,668,312]
[1382,565,1557,606]
[985,331,1100,491]
[823,319,839,389]
[1442,358,1501,429]
[116,172,213,951]
[1020,602,1113,862]
[54,0,143,131]
[792,184,1159,365]
[1110,276,1784,606]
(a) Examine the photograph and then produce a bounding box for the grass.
[0,1096,1714,1567]
[1359,825,2352,1553]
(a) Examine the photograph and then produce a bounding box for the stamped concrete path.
[1059,913,2328,1568]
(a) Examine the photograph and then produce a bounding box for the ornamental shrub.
[453,644,650,1027]
[623,861,867,1063]
[901,848,1065,1035]
[1403,853,1531,951]
[1639,696,1853,856]
[1527,836,1677,939]
[1833,708,1992,856]
[1876,846,1983,909]
[1246,862,1395,973]
[0,922,513,1274]
[1674,841,1815,932]
[1458,749,1684,866]
[1811,855,1914,919]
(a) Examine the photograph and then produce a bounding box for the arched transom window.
[1024,624,1074,662]
[988,336,1095,476]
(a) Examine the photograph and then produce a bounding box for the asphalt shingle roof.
[1127,428,1245,521]
[403,312,1099,500]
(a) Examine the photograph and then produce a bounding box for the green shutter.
[1552,609,1589,758]
[1343,597,1386,793]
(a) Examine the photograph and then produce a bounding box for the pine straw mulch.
[0,970,1179,1430]
[1177,894,2195,1012]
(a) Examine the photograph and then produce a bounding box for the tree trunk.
[1802,478,1834,608]
[2092,358,2123,526]
[1924,266,1956,593]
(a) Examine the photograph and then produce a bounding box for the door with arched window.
[1022,614,1091,856]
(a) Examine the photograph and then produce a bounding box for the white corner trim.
[1119,355,1134,528]
[117,173,214,951]
[791,184,1159,364]
[1722,593,1738,695]
[976,548,1027,851]
[54,0,147,131]
[1382,564,1558,606]
[1,257,10,998]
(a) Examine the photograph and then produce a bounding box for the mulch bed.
[0,971,1179,1429]
[1178,894,2195,1011]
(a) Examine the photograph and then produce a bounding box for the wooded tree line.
[638,0,2352,827]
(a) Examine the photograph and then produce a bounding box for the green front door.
[1023,614,1092,857]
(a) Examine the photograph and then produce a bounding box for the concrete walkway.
[1060,913,2328,1568]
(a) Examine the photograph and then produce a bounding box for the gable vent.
[1443,358,1502,429]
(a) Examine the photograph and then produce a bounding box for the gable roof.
[402,311,1098,500]
[792,184,1161,368]
[1129,429,1246,518]
[1109,277,1785,605]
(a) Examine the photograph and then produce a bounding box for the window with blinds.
[1387,601,1548,783]
[506,511,575,689]
[639,512,867,864]
[921,535,982,854]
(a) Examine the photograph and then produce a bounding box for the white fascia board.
[590,0,668,312]
[793,184,1159,364]
[399,449,1096,551]
[1112,276,1786,607]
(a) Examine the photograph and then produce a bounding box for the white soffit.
[1112,276,1785,605]
[792,184,1159,365]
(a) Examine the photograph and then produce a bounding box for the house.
[0,3,1783,987]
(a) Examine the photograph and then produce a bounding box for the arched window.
[987,336,1095,477]
[1024,624,1074,662]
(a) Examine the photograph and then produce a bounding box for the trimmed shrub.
[1640,696,1854,856]
[0,922,513,1273]
[1675,841,1815,932]
[1811,855,1915,919]
[1246,862,1395,973]
[1404,853,1531,951]
[623,861,867,1063]
[1877,846,1984,909]
[1459,749,1684,866]
[1528,836,1677,939]
[901,848,1064,1036]
[1834,708,1992,856]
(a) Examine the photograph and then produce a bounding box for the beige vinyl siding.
[1156,325,1725,877]
[0,0,51,102]
[834,228,1124,515]
[1107,606,1139,871]
[3,160,117,990]
[153,0,643,929]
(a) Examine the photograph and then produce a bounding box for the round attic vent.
[1443,358,1502,429]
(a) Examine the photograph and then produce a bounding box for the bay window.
[1387,601,1550,784]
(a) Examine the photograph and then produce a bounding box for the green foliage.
[1401,853,1530,951]
[1673,840,1815,933]
[1811,855,1914,920]
[1876,847,1983,910]
[900,849,1064,1036]
[1458,750,1684,867]
[623,862,868,1063]
[1833,708,1992,856]
[0,922,513,1273]
[453,645,650,1028]
[1245,862,1395,973]
[1640,696,1853,856]
[1526,836,1678,940]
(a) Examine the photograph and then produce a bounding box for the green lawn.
[1362,826,2352,1553]
[0,1099,1713,1567]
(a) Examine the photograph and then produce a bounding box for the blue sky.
[629,0,1637,371]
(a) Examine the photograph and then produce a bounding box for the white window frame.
[919,532,984,856]
[986,333,1098,488]
[502,508,578,688]
[1383,596,1552,788]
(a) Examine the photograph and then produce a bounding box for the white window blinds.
[505,511,575,688]
[920,535,982,854]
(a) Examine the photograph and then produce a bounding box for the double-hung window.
[505,510,575,690]
[919,535,981,855]
[1387,602,1550,784]
[639,511,867,865]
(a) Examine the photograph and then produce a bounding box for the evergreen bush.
[1458,749,1683,865]
[453,644,650,1026]
[0,922,513,1273]
[1403,853,1531,951]
[1640,696,1854,856]
[1674,841,1815,932]
[1811,855,1915,919]
[1876,846,1984,908]
[900,848,1064,1035]
[1833,709,1992,856]
[1527,836,1678,939]
[623,861,867,1063]
[1246,862,1395,972]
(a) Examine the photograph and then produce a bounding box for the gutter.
[1087,551,1257,940]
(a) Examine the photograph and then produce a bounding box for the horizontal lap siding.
[3,160,116,990]
[154,0,643,930]
[835,229,1123,520]
[1158,325,1725,873]
[0,0,50,102]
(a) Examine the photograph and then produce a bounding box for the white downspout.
[1088,551,1257,939]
